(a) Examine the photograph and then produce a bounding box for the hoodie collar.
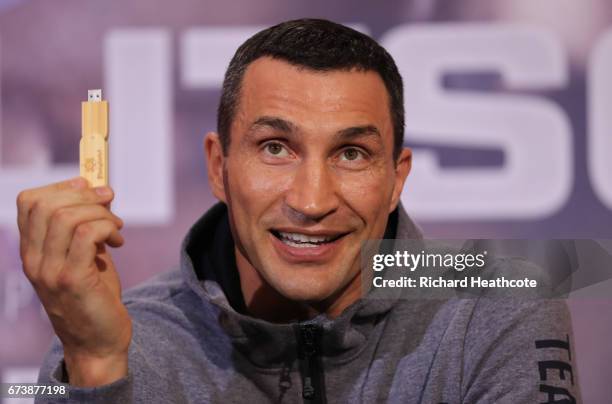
[179,202,423,368]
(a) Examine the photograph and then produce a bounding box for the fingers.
[17,177,87,240]
[39,204,124,281]
[16,176,120,284]
[28,183,114,255]
[64,219,124,285]
[19,178,115,270]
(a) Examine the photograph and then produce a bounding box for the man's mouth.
[271,230,346,248]
[269,228,351,263]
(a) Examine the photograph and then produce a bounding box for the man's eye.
[263,142,289,157]
[340,148,364,161]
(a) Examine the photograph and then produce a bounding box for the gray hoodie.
[36,203,581,403]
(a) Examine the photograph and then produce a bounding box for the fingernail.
[95,186,112,196]
[70,177,87,188]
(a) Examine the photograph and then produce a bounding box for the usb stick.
[80,89,109,187]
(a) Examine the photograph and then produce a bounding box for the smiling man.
[22,18,580,403]
[207,54,411,323]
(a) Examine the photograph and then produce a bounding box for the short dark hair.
[217,18,404,160]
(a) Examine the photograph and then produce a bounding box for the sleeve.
[461,298,582,404]
[35,335,133,404]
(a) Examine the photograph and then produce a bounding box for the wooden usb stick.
[80,89,109,187]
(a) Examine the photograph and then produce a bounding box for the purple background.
[1,0,610,401]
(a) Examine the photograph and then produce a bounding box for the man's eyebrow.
[335,125,381,140]
[248,116,299,134]
[246,116,381,141]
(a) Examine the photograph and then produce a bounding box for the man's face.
[207,57,411,305]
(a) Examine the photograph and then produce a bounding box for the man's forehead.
[237,57,392,131]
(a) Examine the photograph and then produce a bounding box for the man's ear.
[204,132,227,203]
[389,147,412,213]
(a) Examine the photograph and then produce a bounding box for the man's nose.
[284,159,339,222]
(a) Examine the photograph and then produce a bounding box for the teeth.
[282,239,319,248]
[278,232,334,244]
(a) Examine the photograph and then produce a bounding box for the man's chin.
[279,290,335,306]
[268,275,339,303]
[257,250,361,309]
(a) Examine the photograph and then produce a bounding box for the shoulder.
[121,268,211,333]
[391,297,578,402]
[468,297,570,335]
[122,268,187,305]
[461,297,579,402]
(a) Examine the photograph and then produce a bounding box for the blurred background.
[1,0,611,402]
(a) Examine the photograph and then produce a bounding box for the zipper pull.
[297,324,324,402]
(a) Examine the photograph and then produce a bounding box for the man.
[18,19,580,403]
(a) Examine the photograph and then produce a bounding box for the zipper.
[296,323,326,404]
